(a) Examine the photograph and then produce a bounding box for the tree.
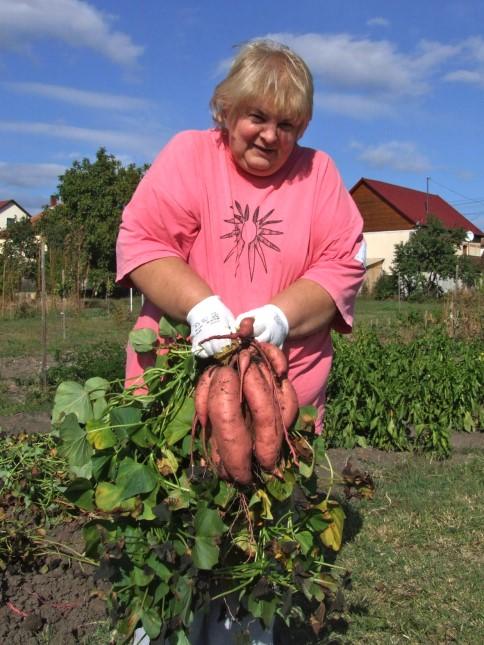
[38,148,147,298]
[0,218,38,301]
[391,216,467,298]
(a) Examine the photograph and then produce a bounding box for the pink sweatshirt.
[116,129,365,427]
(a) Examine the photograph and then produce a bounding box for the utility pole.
[425,176,430,215]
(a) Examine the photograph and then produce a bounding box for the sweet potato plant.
[52,317,351,643]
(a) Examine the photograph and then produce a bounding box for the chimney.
[50,195,58,207]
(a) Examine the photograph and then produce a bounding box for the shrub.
[373,272,398,300]
[47,341,126,387]
[324,326,483,457]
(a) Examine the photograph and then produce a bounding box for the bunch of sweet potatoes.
[193,318,299,485]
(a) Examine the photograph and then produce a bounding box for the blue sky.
[1,0,483,231]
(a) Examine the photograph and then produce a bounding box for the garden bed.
[0,411,482,643]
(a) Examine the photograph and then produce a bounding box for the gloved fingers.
[194,335,233,358]
[235,310,256,330]
[187,295,236,358]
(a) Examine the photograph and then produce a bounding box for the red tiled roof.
[351,178,483,237]
[0,200,13,210]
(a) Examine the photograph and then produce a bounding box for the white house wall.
[363,230,412,272]
[0,203,29,230]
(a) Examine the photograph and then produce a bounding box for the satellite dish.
[465,231,474,242]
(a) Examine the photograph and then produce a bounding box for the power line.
[451,198,484,206]
[429,177,483,204]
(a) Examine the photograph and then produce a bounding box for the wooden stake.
[40,235,47,391]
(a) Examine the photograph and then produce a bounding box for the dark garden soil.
[0,408,482,644]
[0,518,109,645]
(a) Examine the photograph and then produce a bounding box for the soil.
[0,518,109,645]
[0,409,482,643]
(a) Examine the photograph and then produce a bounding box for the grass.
[0,298,138,415]
[325,455,484,644]
[0,298,139,358]
[0,295,443,359]
[353,296,443,327]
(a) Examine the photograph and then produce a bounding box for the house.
[30,195,59,226]
[350,178,483,289]
[0,199,31,231]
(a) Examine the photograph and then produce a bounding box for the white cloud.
[352,140,431,173]
[443,36,484,87]
[315,92,391,119]
[4,82,152,111]
[0,120,157,156]
[366,17,390,28]
[0,0,143,66]
[238,32,463,120]
[264,32,458,94]
[0,162,65,188]
[444,69,484,86]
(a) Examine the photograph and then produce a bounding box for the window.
[6,217,16,228]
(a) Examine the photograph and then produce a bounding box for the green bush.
[373,272,398,300]
[324,326,483,457]
[47,341,126,387]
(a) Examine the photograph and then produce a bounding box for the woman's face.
[227,105,304,177]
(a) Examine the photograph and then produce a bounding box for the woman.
[118,39,365,644]
[117,39,365,431]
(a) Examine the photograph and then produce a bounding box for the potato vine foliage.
[325,326,483,456]
[52,317,346,643]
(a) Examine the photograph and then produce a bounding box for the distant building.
[350,178,483,290]
[30,195,59,226]
[0,199,31,231]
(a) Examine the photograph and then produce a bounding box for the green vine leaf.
[52,381,93,424]
[164,397,195,446]
[63,478,94,511]
[84,377,110,399]
[95,482,137,512]
[141,608,162,640]
[86,419,117,450]
[110,406,142,440]
[159,315,189,339]
[194,504,227,538]
[129,328,157,353]
[58,413,92,479]
[266,469,295,501]
[192,536,220,570]
[115,457,158,500]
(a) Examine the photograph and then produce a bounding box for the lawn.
[0,298,140,359]
[0,294,444,359]
[327,454,484,644]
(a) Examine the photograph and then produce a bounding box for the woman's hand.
[235,304,289,347]
[187,296,236,358]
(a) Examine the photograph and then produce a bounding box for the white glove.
[235,304,289,348]
[187,295,236,358]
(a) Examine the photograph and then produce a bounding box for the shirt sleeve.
[116,131,201,287]
[302,154,366,333]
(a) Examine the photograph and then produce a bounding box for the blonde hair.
[210,39,313,135]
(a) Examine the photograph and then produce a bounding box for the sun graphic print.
[221,201,283,280]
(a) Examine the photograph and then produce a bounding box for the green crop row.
[324,326,483,457]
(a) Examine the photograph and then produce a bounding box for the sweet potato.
[194,365,217,430]
[277,378,299,429]
[257,342,288,379]
[243,362,282,472]
[237,348,252,401]
[207,366,253,484]
[209,435,230,480]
